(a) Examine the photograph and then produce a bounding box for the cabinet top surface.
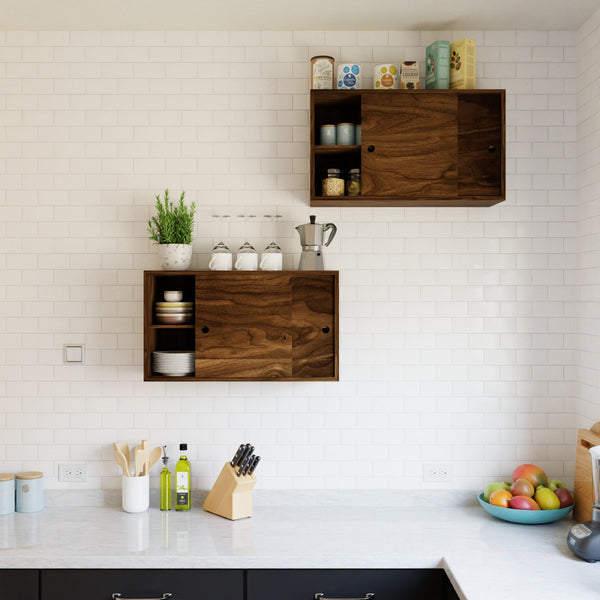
[0,492,593,600]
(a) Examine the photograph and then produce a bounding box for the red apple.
[554,487,574,508]
[512,464,549,488]
[510,478,535,498]
[510,495,540,510]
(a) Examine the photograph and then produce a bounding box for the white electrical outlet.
[423,463,452,483]
[59,464,87,482]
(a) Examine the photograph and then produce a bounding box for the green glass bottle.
[160,446,171,511]
[175,443,191,511]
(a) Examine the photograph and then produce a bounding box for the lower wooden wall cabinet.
[144,271,339,381]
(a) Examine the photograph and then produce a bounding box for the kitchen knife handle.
[112,594,173,600]
[230,443,246,467]
[248,455,261,475]
[237,453,252,476]
[241,454,255,475]
[314,594,374,600]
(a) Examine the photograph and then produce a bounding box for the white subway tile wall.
[576,11,600,427]
[0,20,598,491]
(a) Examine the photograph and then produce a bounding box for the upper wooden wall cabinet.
[144,271,339,382]
[310,89,505,207]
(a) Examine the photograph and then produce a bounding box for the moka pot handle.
[323,223,337,247]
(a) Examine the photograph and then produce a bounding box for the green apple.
[549,479,566,491]
[484,481,512,502]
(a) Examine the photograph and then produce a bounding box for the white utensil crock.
[122,475,149,513]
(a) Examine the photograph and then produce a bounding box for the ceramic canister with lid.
[0,474,15,515]
[15,471,43,513]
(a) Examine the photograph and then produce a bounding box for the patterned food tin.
[311,55,335,89]
[16,471,43,513]
[337,64,361,89]
[374,64,399,89]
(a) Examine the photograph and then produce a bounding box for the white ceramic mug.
[122,475,149,513]
[235,252,258,271]
[260,252,283,271]
[209,252,233,271]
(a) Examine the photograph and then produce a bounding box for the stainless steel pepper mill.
[295,215,337,270]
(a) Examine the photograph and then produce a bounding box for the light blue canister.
[0,474,15,515]
[320,124,336,145]
[355,125,361,145]
[336,123,355,145]
[16,471,43,513]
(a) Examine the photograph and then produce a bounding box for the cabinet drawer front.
[246,569,458,600]
[361,92,458,198]
[41,569,243,600]
[0,570,38,600]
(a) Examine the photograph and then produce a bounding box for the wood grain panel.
[458,91,504,197]
[195,273,292,378]
[574,425,600,522]
[361,91,458,197]
[292,273,336,378]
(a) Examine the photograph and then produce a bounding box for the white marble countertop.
[0,491,597,600]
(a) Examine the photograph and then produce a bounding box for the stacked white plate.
[152,351,195,377]
[155,301,193,325]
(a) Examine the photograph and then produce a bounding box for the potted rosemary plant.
[147,189,196,270]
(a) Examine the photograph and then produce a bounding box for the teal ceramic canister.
[16,471,43,513]
[320,124,336,145]
[0,474,15,515]
[336,123,355,145]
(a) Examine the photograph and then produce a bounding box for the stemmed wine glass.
[209,213,232,270]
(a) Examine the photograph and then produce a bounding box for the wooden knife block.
[203,462,257,520]
[574,422,600,523]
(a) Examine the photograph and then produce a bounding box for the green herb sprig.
[147,189,196,245]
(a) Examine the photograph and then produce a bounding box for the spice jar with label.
[322,168,345,197]
[347,168,361,196]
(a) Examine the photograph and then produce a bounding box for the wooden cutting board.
[573,422,600,523]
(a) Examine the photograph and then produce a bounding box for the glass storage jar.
[347,168,361,196]
[322,168,345,197]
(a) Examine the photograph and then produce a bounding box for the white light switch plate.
[64,344,85,364]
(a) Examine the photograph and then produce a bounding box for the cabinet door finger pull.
[487,144,496,153]
[367,145,375,153]
[112,594,173,600]
[201,326,209,333]
[321,326,330,333]
[315,594,374,600]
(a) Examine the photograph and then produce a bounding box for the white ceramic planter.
[157,243,192,271]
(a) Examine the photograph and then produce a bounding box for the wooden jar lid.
[0,473,15,482]
[16,471,43,480]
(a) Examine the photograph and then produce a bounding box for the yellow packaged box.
[450,38,475,89]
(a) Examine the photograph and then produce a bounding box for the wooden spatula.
[114,449,131,477]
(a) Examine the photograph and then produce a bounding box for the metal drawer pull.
[112,594,172,600]
[315,594,374,600]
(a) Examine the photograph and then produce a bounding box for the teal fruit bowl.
[478,493,573,524]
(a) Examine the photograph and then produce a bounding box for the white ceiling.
[1,0,598,30]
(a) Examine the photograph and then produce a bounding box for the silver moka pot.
[295,215,337,270]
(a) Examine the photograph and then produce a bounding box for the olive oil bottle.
[175,443,191,511]
[159,446,171,511]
